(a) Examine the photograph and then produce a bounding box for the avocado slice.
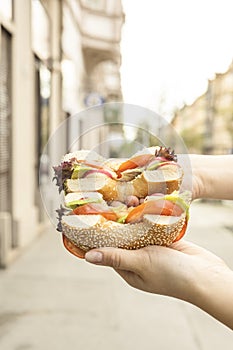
[117,214,128,224]
[147,161,163,171]
[71,165,92,179]
[66,198,100,209]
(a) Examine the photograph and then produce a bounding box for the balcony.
[64,0,124,73]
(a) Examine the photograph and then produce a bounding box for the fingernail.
[85,251,103,264]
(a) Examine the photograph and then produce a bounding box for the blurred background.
[0,1,233,349]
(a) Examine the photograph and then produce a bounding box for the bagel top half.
[53,146,183,200]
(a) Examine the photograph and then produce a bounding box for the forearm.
[189,155,233,200]
[187,264,233,329]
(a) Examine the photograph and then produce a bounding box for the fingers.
[85,247,143,274]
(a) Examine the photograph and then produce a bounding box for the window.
[34,58,51,186]
[0,28,12,213]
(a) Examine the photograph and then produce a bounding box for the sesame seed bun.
[61,213,186,255]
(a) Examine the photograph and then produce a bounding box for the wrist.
[188,154,205,200]
[185,263,233,329]
[191,169,204,200]
[189,154,233,200]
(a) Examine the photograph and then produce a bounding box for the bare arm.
[85,241,233,330]
[189,154,233,200]
[191,260,233,329]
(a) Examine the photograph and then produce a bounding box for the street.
[0,201,233,350]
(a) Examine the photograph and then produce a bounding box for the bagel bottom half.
[61,213,187,259]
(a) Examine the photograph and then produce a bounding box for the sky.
[120,0,233,120]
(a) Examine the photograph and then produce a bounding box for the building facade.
[0,0,124,267]
[172,61,233,154]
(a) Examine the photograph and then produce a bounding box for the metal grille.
[0,29,12,212]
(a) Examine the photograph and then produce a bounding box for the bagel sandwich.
[53,147,190,258]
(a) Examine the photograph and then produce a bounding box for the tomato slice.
[125,199,182,224]
[73,203,118,221]
[62,234,86,259]
[173,219,188,242]
[117,154,154,177]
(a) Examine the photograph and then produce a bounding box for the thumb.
[85,247,142,273]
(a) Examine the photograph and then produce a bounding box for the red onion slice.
[82,169,113,179]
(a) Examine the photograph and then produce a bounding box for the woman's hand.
[85,242,233,329]
[85,241,225,297]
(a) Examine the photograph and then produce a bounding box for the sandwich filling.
[53,147,190,230]
[61,190,189,227]
[53,147,180,193]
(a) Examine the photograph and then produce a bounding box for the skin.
[85,154,233,330]
[188,154,233,200]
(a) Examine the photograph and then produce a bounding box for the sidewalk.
[0,201,233,350]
